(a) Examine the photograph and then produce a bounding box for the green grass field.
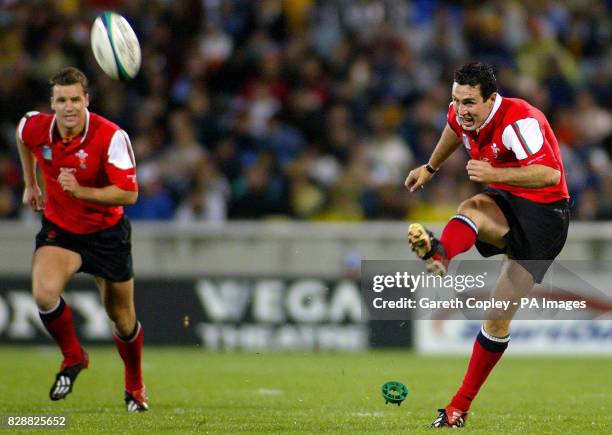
[0,346,610,434]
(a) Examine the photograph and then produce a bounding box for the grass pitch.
[0,346,610,433]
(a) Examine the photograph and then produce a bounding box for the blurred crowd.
[0,0,610,222]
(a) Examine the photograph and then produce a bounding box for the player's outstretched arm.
[16,131,45,211]
[404,124,461,192]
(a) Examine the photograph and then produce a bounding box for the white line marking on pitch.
[256,388,284,396]
[350,412,384,417]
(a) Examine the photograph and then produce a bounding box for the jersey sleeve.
[17,111,41,149]
[105,130,138,191]
[501,117,559,169]
[446,103,462,137]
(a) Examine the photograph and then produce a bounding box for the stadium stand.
[0,0,610,222]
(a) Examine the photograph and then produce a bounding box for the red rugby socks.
[440,215,478,259]
[113,321,144,392]
[450,327,510,411]
[39,297,84,368]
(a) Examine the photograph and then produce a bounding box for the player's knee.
[32,279,63,311]
[457,198,481,217]
[32,286,62,311]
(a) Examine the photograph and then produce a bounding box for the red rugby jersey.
[447,96,569,203]
[18,110,138,234]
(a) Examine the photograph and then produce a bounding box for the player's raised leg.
[432,258,534,427]
[408,193,508,275]
[33,246,89,400]
[97,277,148,412]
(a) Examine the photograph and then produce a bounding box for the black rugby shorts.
[474,188,570,283]
[35,214,133,282]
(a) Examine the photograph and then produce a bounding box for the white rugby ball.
[90,11,141,81]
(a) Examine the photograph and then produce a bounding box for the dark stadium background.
[0,0,610,222]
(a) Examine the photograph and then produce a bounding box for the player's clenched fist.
[466,159,497,184]
[404,165,434,192]
[58,170,81,197]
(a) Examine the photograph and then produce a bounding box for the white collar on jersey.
[49,109,91,144]
[477,93,503,132]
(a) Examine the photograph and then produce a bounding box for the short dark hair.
[49,67,89,95]
[453,62,497,101]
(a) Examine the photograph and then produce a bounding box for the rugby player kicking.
[404,62,569,427]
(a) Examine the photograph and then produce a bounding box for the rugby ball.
[90,11,141,81]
